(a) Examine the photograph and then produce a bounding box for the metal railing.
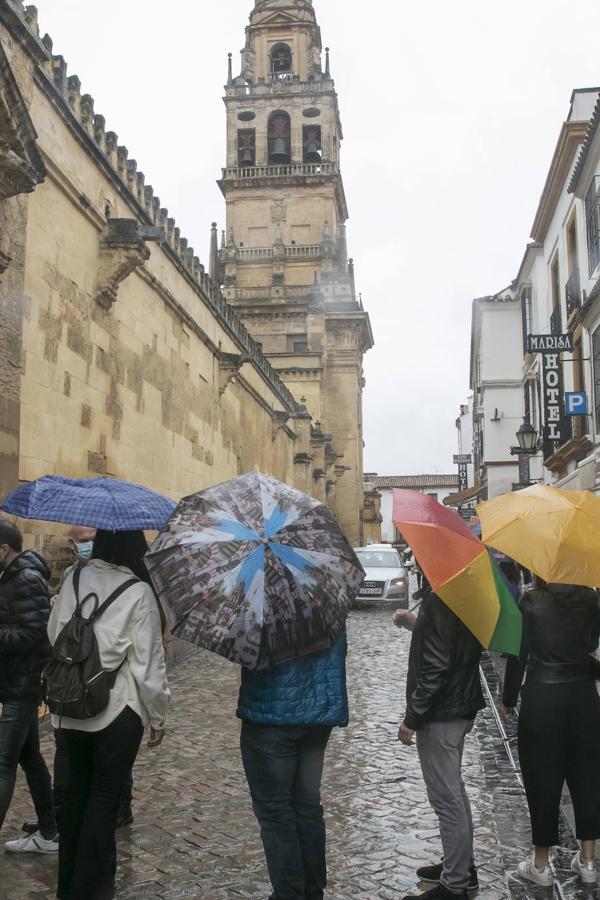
[565,266,581,318]
[550,304,563,335]
[586,176,600,277]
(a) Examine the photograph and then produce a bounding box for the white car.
[353,545,409,608]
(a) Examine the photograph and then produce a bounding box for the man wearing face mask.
[0,518,58,853]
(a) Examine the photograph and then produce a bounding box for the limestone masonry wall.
[0,1,314,564]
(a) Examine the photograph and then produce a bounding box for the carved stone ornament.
[271,200,287,223]
[0,42,46,204]
[219,352,247,395]
[272,410,290,440]
[95,219,151,311]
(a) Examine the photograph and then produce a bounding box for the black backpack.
[42,568,138,720]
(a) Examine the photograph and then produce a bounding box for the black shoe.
[115,809,134,829]
[416,862,479,891]
[404,885,469,900]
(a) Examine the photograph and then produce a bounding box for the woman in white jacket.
[48,530,170,900]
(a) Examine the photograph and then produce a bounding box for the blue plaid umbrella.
[146,472,364,669]
[1,475,176,531]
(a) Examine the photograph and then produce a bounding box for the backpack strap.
[92,579,139,621]
[72,567,99,618]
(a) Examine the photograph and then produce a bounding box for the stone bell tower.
[213,0,373,545]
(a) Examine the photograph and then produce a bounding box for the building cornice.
[530,120,589,243]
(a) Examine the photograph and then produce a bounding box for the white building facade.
[516,88,600,490]
[469,290,523,499]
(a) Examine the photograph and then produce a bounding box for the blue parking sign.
[565,392,589,416]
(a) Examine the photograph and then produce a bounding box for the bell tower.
[215,0,373,545]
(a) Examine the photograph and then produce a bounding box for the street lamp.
[515,419,539,454]
[511,418,540,490]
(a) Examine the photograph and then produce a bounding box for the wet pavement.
[0,610,595,899]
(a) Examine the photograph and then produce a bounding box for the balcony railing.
[221,162,338,180]
[550,304,563,335]
[565,266,581,319]
[233,244,322,261]
[223,285,316,301]
[586,176,600,277]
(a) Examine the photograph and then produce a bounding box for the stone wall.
[0,1,312,555]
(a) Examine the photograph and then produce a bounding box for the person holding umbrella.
[501,580,600,885]
[478,484,600,885]
[237,632,348,900]
[146,472,364,900]
[48,529,170,900]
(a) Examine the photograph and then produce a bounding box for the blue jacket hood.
[237,630,349,728]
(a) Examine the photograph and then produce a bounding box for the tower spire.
[209,222,219,281]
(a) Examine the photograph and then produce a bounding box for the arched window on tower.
[268,112,291,165]
[271,43,292,76]
[303,126,321,163]
[237,129,256,167]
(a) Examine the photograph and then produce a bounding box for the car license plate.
[359,588,382,595]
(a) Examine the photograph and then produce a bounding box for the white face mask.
[75,541,94,562]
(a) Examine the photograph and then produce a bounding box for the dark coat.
[404,589,485,731]
[0,549,51,703]
[237,631,349,727]
[503,585,600,708]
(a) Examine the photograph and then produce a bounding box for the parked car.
[353,545,409,609]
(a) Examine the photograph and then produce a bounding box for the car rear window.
[356,551,401,568]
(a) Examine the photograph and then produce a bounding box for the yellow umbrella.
[478,484,600,587]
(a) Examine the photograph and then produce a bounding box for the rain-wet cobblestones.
[0,611,592,899]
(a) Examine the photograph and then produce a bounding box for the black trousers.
[53,729,133,829]
[0,700,56,839]
[57,706,143,900]
[241,721,332,900]
[518,679,600,846]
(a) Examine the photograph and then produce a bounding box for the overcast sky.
[35,0,600,476]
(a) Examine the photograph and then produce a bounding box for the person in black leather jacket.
[399,585,484,900]
[501,582,600,887]
[0,518,57,852]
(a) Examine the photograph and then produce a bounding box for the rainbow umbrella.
[393,490,522,655]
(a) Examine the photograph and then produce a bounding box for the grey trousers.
[416,719,475,894]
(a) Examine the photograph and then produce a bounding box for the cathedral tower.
[215,0,373,544]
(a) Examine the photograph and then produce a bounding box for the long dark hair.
[92,530,151,584]
[92,529,169,641]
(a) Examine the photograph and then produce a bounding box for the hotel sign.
[526,333,573,353]
[542,353,564,443]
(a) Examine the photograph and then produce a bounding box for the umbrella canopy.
[393,490,522,654]
[0,475,176,531]
[478,484,600,587]
[146,472,364,670]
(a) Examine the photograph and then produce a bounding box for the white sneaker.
[4,830,58,853]
[517,857,554,886]
[571,851,597,884]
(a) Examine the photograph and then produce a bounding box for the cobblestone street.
[0,611,576,899]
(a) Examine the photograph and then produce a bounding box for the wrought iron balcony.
[565,266,581,319]
[550,304,563,335]
[586,176,600,277]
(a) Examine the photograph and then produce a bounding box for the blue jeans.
[240,721,332,900]
[0,700,56,838]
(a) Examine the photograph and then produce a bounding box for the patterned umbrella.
[0,475,176,531]
[145,472,364,669]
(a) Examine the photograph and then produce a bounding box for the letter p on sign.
[565,392,589,416]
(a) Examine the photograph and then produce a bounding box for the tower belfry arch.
[213,0,373,544]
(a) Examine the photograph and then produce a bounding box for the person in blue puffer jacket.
[237,629,348,900]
